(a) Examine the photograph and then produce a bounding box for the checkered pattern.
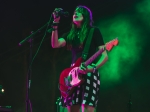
[58,71,100,107]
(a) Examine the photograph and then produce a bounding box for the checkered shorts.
[58,71,100,107]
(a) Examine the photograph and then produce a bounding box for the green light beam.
[97,15,143,85]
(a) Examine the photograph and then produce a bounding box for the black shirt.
[61,27,104,64]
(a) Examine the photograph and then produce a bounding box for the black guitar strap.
[81,27,94,61]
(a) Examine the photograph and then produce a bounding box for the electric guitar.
[59,38,119,98]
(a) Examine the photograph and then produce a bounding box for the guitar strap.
[58,28,94,97]
[81,27,94,61]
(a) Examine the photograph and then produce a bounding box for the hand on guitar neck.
[78,38,119,75]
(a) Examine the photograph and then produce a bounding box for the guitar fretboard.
[84,48,105,66]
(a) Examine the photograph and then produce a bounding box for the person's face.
[73,8,83,25]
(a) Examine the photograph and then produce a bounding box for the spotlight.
[0,85,4,95]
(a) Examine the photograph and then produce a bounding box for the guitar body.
[59,38,119,98]
[59,57,84,98]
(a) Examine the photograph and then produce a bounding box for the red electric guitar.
[59,38,119,98]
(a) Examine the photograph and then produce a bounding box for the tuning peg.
[113,39,119,46]
[113,37,119,46]
[106,43,113,51]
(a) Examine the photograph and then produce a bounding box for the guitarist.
[51,5,108,112]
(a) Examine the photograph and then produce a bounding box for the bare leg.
[67,105,80,112]
[81,104,95,112]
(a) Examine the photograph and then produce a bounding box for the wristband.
[52,28,58,31]
[91,65,97,73]
[53,20,59,23]
[52,22,59,26]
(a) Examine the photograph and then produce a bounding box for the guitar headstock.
[105,38,119,51]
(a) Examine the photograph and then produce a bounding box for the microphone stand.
[26,33,33,112]
[18,23,51,46]
[19,18,53,112]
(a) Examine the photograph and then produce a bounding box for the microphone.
[47,8,69,33]
[54,8,69,18]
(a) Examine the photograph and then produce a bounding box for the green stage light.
[97,14,143,85]
[136,0,150,26]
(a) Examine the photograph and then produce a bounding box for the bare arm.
[51,8,66,48]
[79,45,108,74]
[86,45,108,73]
[51,29,66,48]
[95,45,108,69]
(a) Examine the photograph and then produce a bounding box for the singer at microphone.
[53,8,69,18]
[50,5,108,112]
[47,8,69,33]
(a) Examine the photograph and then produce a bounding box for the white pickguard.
[68,67,81,86]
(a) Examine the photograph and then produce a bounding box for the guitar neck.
[83,38,118,67]
[84,48,105,66]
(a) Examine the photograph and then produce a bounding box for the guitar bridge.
[64,76,72,87]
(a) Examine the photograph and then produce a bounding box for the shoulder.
[91,26,99,29]
[60,32,69,41]
[89,26,102,36]
[90,26,104,45]
[92,26,100,31]
[89,26,101,33]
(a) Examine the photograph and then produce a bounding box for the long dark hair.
[67,5,93,49]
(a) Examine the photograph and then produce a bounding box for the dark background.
[0,0,150,112]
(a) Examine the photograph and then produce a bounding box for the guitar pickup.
[64,76,72,87]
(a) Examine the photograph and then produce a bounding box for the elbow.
[51,45,58,48]
[106,55,108,61]
[104,53,108,62]
[51,44,54,48]
[51,46,55,48]
[51,43,57,48]
[51,42,59,48]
